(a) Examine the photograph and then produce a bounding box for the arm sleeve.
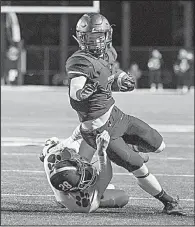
[66,56,95,80]
[70,125,82,141]
[60,125,82,152]
[96,151,113,196]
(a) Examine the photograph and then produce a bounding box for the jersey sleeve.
[97,155,112,195]
[66,56,95,80]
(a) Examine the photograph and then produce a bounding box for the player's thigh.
[107,137,144,172]
[79,140,96,162]
[123,116,163,152]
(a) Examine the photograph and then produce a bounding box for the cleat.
[162,196,186,215]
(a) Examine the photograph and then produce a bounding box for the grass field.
[1,86,194,226]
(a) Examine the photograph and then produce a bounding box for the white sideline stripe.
[1,153,193,161]
[1,124,194,133]
[1,86,194,93]
[1,142,43,147]
[1,137,194,148]
[1,193,194,202]
[150,124,194,133]
[2,170,194,178]
[1,142,194,148]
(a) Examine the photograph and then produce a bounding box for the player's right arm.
[66,57,98,101]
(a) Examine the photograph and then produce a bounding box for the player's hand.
[77,81,99,100]
[39,137,60,162]
[117,72,135,92]
[96,130,110,156]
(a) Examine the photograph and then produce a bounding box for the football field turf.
[1,86,194,226]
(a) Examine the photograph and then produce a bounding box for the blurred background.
[1,0,194,93]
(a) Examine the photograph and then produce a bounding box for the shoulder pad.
[66,54,94,79]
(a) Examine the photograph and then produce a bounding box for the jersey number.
[59,181,72,191]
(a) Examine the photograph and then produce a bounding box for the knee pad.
[132,163,149,178]
[154,141,166,153]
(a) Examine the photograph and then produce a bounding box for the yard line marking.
[114,173,194,177]
[1,153,193,161]
[1,142,194,148]
[2,153,38,156]
[128,197,194,202]
[1,193,194,202]
[1,131,194,141]
[167,144,194,148]
[2,170,194,177]
[1,123,194,133]
[150,124,194,133]
[1,142,43,147]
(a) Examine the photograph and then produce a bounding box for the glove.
[117,72,135,92]
[76,81,99,101]
[39,137,60,162]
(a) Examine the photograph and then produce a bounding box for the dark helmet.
[75,13,113,57]
[50,148,97,192]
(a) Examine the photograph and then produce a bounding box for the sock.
[133,164,173,206]
[154,189,174,205]
[136,173,163,196]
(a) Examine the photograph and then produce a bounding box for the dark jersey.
[66,46,118,122]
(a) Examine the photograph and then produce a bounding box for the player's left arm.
[114,69,135,92]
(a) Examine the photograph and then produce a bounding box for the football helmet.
[75,13,113,57]
[50,147,97,192]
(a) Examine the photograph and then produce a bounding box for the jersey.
[66,46,118,122]
[43,136,112,213]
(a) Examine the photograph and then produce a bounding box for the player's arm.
[69,77,99,101]
[96,130,112,195]
[61,124,82,146]
[87,130,112,213]
[66,57,99,101]
[113,69,135,92]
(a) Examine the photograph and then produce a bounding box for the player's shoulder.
[66,50,95,78]
[66,50,93,68]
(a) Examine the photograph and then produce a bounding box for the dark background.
[4,0,190,46]
[1,1,194,87]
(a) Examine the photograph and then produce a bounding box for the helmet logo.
[92,28,97,32]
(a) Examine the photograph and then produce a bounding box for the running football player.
[41,130,129,212]
[65,13,184,215]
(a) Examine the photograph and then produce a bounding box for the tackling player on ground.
[65,13,184,215]
[40,130,129,212]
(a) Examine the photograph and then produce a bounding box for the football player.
[65,13,184,215]
[41,130,129,212]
